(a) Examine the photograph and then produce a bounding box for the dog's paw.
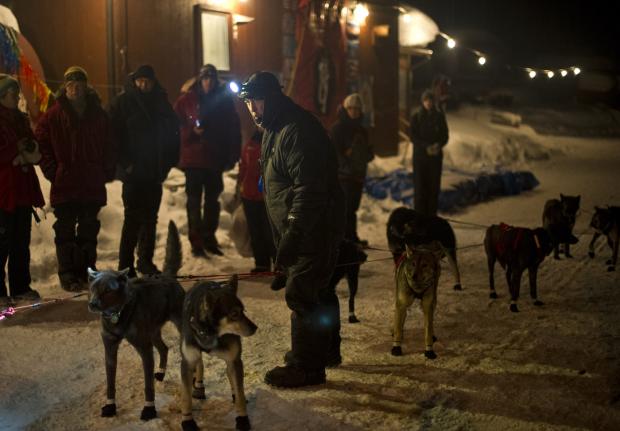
[489,291,498,299]
[154,372,165,382]
[510,304,519,313]
[192,386,206,400]
[608,265,616,272]
[565,253,574,258]
[424,350,437,360]
[140,405,157,421]
[588,251,595,259]
[533,300,544,306]
[348,315,360,323]
[391,346,403,356]
[182,419,200,431]
[453,283,462,291]
[101,403,116,417]
[236,415,251,431]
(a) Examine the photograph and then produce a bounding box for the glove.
[426,143,441,156]
[270,273,287,291]
[275,227,303,269]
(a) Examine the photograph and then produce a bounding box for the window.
[195,7,231,71]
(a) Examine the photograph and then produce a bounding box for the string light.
[546,70,554,79]
[352,3,369,26]
[560,69,568,77]
[447,38,456,49]
[478,56,486,66]
[528,70,537,79]
[573,67,581,75]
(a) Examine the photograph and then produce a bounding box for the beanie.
[343,93,363,109]
[64,66,88,83]
[199,64,218,80]
[421,89,435,102]
[133,64,156,80]
[0,73,19,98]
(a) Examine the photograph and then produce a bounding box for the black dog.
[485,223,577,312]
[328,239,368,323]
[387,207,462,290]
[88,221,184,421]
[543,194,580,259]
[588,206,620,271]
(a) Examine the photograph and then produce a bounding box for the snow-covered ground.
[1,106,620,431]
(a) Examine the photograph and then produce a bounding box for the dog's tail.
[163,220,182,276]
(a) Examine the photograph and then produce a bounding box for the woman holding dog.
[0,74,45,306]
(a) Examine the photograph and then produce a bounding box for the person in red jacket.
[174,64,241,257]
[238,129,274,273]
[36,66,116,292]
[0,74,45,306]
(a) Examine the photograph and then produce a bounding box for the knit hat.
[421,89,435,102]
[133,64,156,80]
[64,66,88,83]
[199,64,218,80]
[0,73,19,97]
[343,93,363,109]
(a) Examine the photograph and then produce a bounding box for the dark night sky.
[405,0,620,69]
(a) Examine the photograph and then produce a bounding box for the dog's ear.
[228,274,239,294]
[117,268,130,283]
[87,267,99,281]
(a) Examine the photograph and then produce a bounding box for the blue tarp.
[364,169,539,213]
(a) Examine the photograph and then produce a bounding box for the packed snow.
[1,106,619,431]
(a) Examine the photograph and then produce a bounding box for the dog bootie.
[236,415,251,431]
[101,403,116,417]
[140,405,157,421]
[182,419,200,431]
[264,365,325,388]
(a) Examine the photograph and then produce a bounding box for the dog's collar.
[101,290,136,325]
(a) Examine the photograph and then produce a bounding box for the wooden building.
[9,0,404,154]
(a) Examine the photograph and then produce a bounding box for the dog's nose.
[88,299,100,311]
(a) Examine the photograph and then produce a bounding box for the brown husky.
[391,242,442,359]
[180,275,257,431]
[88,221,184,421]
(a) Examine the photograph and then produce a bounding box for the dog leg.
[229,357,251,431]
[136,342,157,421]
[528,266,544,306]
[445,247,462,291]
[391,302,408,356]
[487,253,498,299]
[101,334,120,417]
[422,288,437,359]
[153,330,168,382]
[347,265,360,323]
[553,243,561,260]
[564,242,573,258]
[192,357,206,399]
[509,269,522,312]
[181,342,201,431]
[588,232,600,258]
[609,231,619,272]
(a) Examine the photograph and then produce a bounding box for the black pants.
[185,168,223,250]
[118,181,163,271]
[413,152,443,216]
[0,207,33,297]
[53,202,101,286]
[340,180,364,241]
[284,244,339,370]
[242,198,275,269]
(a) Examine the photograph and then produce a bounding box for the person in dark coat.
[109,65,179,277]
[330,93,373,244]
[238,128,275,273]
[0,74,45,306]
[410,89,449,216]
[174,64,241,257]
[240,71,345,388]
[36,66,116,292]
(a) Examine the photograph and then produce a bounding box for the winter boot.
[136,222,161,275]
[264,365,326,388]
[204,234,223,256]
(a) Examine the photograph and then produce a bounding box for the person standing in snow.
[109,65,179,278]
[174,64,241,257]
[239,71,345,388]
[330,93,373,245]
[410,89,449,216]
[238,128,275,273]
[36,67,116,292]
[0,74,45,306]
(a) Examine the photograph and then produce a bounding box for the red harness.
[495,223,543,263]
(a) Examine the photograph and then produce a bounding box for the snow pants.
[0,207,33,297]
[184,168,223,250]
[413,152,443,216]
[242,198,275,269]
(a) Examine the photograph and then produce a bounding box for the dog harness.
[496,223,543,262]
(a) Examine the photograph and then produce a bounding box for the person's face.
[201,77,216,93]
[66,80,86,101]
[0,87,19,110]
[245,98,265,125]
[346,106,362,120]
[422,98,434,111]
[135,77,154,93]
